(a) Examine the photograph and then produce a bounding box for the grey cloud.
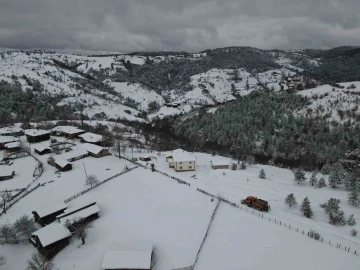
[0,0,359,53]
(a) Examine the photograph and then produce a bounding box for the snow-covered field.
[1,143,360,269]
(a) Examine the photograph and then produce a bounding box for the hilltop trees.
[328,164,346,188]
[294,169,306,184]
[300,197,313,218]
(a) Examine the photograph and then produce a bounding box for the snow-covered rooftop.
[34,201,67,218]
[0,168,15,177]
[54,159,71,169]
[25,129,50,136]
[79,132,103,143]
[52,126,84,135]
[101,244,153,270]
[0,126,23,135]
[82,143,105,155]
[0,136,17,144]
[32,223,72,248]
[58,205,100,225]
[60,148,88,161]
[211,160,229,166]
[57,201,97,218]
[167,149,196,162]
[4,141,21,148]
[33,144,51,153]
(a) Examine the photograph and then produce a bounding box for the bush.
[309,230,321,240]
[351,229,358,236]
[231,163,237,170]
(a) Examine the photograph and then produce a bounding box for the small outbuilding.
[139,156,152,162]
[58,204,100,232]
[51,126,85,138]
[25,129,51,143]
[61,148,89,162]
[0,126,24,137]
[101,244,153,270]
[0,169,15,181]
[210,160,230,170]
[4,141,21,153]
[32,202,67,226]
[34,145,52,155]
[54,159,72,172]
[29,223,72,259]
[82,143,109,158]
[79,132,104,145]
[0,136,18,150]
[166,149,196,172]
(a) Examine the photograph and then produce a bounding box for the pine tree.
[317,177,326,188]
[259,169,266,179]
[309,172,317,186]
[320,198,346,225]
[347,214,356,226]
[351,229,358,236]
[328,164,345,188]
[294,169,306,184]
[285,193,297,207]
[347,176,360,206]
[300,197,313,218]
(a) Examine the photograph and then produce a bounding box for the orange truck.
[241,196,270,212]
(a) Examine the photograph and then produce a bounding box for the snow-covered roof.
[52,126,84,135]
[0,168,15,177]
[0,126,23,135]
[57,201,97,218]
[58,205,100,225]
[54,159,71,169]
[25,129,50,136]
[0,136,17,144]
[79,132,103,143]
[101,244,153,269]
[32,223,71,248]
[82,143,104,155]
[34,201,67,218]
[4,141,21,148]
[33,144,51,153]
[211,160,229,166]
[60,148,88,161]
[167,149,196,162]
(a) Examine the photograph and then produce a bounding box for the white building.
[166,149,196,172]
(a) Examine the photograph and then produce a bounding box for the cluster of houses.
[30,201,100,258]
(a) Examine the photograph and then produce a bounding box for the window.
[189,166,192,169]
[179,167,183,169]
[180,162,182,164]
[189,162,192,164]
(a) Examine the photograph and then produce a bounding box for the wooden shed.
[0,127,24,137]
[79,132,104,145]
[0,169,15,181]
[139,156,152,162]
[210,160,230,170]
[0,136,17,150]
[25,129,51,143]
[54,159,72,172]
[51,126,85,138]
[34,145,52,155]
[32,202,67,226]
[4,141,21,153]
[29,223,72,259]
[82,143,110,158]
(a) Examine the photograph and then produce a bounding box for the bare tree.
[0,254,6,266]
[112,124,125,158]
[85,175,98,188]
[1,190,12,214]
[26,252,55,270]
[14,215,36,237]
[65,218,93,245]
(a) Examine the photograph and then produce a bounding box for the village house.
[0,126,24,137]
[166,149,196,172]
[0,169,15,181]
[101,244,153,270]
[57,202,100,232]
[53,159,72,172]
[79,132,104,145]
[34,145,52,155]
[82,143,110,158]
[4,141,21,153]
[51,126,85,138]
[29,223,72,259]
[25,129,51,143]
[61,148,89,162]
[210,160,230,170]
[0,136,18,150]
[32,202,67,226]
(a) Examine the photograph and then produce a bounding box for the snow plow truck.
[241,196,270,212]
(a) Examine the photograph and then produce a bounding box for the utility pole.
[83,162,88,178]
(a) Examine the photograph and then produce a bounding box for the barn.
[0,169,15,181]
[82,143,110,158]
[61,148,89,162]
[101,244,153,270]
[54,159,72,172]
[79,132,104,145]
[34,145,52,155]
[32,202,67,226]
[25,129,51,143]
[4,141,21,153]
[166,149,196,172]
[0,136,18,150]
[29,223,72,259]
[211,160,230,170]
[51,126,85,138]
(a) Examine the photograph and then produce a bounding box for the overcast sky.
[1,0,359,53]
